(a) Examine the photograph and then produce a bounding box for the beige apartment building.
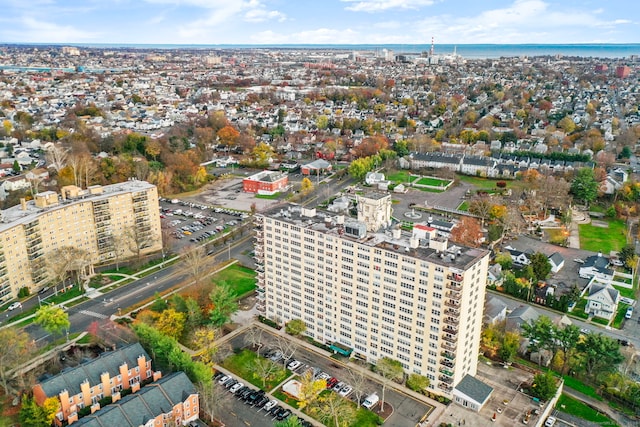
[0,180,162,302]
[254,194,490,395]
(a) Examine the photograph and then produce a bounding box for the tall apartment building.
[254,194,490,395]
[0,180,162,302]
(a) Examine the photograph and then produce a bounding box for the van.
[362,393,379,409]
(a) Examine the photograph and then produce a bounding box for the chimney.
[20,198,26,210]
[410,237,419,249]
[392,227,401,239]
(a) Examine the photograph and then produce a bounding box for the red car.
[326,377,339,389]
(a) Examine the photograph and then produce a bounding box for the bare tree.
[309,392,355,427]
[198,380,232,425]
[181,245,210,287]
[273,336,298,362]
[122,225,157,264]
[0,327,35,395]
[252,358,282,389]
[45,145,68,172]
[243,326,265,354]
[345,367,368,408]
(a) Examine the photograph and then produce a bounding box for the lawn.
[303,390,383,427]
[386,170,412,183]
[222,349,290,391]
[613,284,635,299]
[556,394,618,426]
[612,303,631,329]
[210,264,257,298]
[456,174,527,191]
[457,201,469,211]
[571,298,589,319]
[273,388,301,409]
[255,193,281,200]
[415,176,451,187]
[578,219,627,253]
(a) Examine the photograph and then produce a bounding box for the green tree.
[530,252,552,282]
[12,159,20,173]
[555,324,581,374]
[0,327,34,394]
[285,319,307,336]
[494,252,513,270]
[308,392,355,427]
[530,371,558,400]
[498,331,520,364]
[577,333,624,379]
[348,156,374,180]
[521,316,555,365]
[570,168,599,206]
[19,396,48,427]
[557,115,576,134]
[275,415,303,427]
[297,371,326,410]
[406,373,430,393]
[34,305,70,338]
[209,282,238,327]
[620,146,632,159]
[375,357,404,411]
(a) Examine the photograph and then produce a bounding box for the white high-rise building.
[254,195,490,395]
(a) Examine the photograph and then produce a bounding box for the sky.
[0,0,638,45]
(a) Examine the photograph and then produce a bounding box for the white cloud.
[341,0,435,12]
[8,16,99,43]
[244,8,286,23]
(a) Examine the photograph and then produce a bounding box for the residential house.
[300,159,332,175]
[506,305,540,332]
[548,252,565,273]
[71,372,199,427]
[579,254,613,280]
[483,296,507,325]
[505,247,531,266]
[585,281,620,321]
[487,264,504,286]
[33,343,160,425]
[365,172,385,186]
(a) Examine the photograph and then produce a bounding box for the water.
[6,42,640,59]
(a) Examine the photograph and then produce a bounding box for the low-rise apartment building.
[254,194,490,395]
[0,180,162,302]
[33,343,160,425]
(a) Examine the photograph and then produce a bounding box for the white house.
[585,281,620,321]
[548,252,565,273]
[579,254,613,280]
[453,375,494,412]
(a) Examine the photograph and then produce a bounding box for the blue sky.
[0,0,637,45]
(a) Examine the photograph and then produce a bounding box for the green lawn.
[578,219,627,253]
[210,264,257,298]
[273,388,301,409]
[556,394,618,426]
[415,177,451,187]
[612,303,632,329]
[415,187,445,193]
[255,193,281,199]
[303,390,383,427]
[613,284,635,299]
[222,349,290,391]
[571,298,589,319]
[562,376,602,400]
[456,174,526,191]
[386,170,412,183]
[457,201,469,211]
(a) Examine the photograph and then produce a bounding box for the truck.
[362,393,379,409]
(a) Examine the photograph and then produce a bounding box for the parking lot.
[159,197,250,251]
[219,327,435,427]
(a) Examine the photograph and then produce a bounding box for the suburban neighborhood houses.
[0,44,638,427]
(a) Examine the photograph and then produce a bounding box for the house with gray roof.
[72,371,199,427]
[453,374,494,412]
[585,281,620,321]
[34,343,160,425]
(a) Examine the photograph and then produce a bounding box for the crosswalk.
[78,309,108,320]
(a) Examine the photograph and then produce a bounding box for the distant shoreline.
[1,43,639,59]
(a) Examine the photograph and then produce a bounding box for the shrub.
[18,287,30,298]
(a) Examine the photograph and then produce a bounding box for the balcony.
[442,335,457,344]
[444,299,460,309]
[446,281,462,291]
[443,327,457,336]
[439,375,453,384]
[440,359,455,369]
[439,367,454,377]
[445,290,461,300]
[438,382,452,392]
[442,341,457,352]
[443,317,458,326]
[441,351,455,361]
[444,308,459,317]
[447,273,463,282]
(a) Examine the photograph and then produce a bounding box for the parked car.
[217,375,231,385]
[263,400,278,412]
[38,286,50,294]
[229,382,244,393]
[276,408,292,420]
[254,395,270,408]
[544,416,557,427]
[339,385,353,397]
[269,405,283,416]
[626,307,634,319]
[287,360,302,371]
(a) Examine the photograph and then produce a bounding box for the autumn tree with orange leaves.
[450,216,483,248]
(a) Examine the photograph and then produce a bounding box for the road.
[22,235,255,344]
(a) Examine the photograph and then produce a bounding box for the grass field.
[222,349,290,391]
[255,192,281,199]
[386,170,412,183]
[456,174,527,191]
[210,264,257,298]
[415,176,451,187]
[578,219,627,253]
[303,390,383,427]
[556,394,618,426]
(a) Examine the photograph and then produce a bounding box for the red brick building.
[616,65,631,78]
[242,171,288,194]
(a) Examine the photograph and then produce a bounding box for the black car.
[247,390,264,404]
[301,421,313,427]
[276,409,292,421]
[239,388,253,400]
[213,371,224,380]
[224,379,238,389]
[254,395,269,408]
[269,405,282,416]
[234,386,248,396]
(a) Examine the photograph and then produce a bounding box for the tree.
[208,282,238,327]
[198,380,231,425]
[43,396,61,425]
[374,357,404,411]
[252,358,282,389]
[308,392,355,427]
[217,125,240,147]
[34,305,70,338]
[275,415,303,427]
[406,373,430,393]
[18,396,48,427]
[0,327,34,394]
[450,216,483,248]
[520,316,555,365]
[494,252,513,270]
[557,115,576,134]
[498,331,520,364]
[273,336,299,362]
[181,245,210,287]
[12,159,20,174]
[345,368,368,408]
[468,195,493,226]
[531,371,558,400]
[570,168,599,206]
[155,308,186,340]
[577,333,624,379]
[285,319,307,336]
[300,177,314,195]
[555,324,581,374]
[244,326,265,354]
[530,252,552,282]
[297,370,326,409]
[191,326,218,367]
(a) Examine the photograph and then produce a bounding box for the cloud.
[6,16,99,43]
[341,0,435,12]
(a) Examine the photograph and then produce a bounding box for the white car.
[287,360,302,371]
[263,400,278,412]
[229,382,244,393]
[218,375,231,385]
[339,385,353,397]
[7,302,22,311]
[544,416,557,427]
